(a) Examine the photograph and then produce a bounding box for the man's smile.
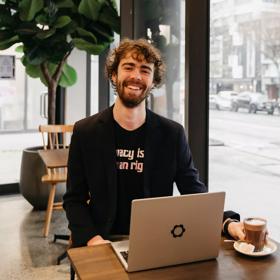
[127,85,141,90]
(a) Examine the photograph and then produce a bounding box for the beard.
[115,78,152,108]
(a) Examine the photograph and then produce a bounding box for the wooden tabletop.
[68,239,280,280]
[38,149,69,168]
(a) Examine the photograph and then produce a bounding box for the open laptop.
[111,191,225,272]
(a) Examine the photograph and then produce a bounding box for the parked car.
[231,92,275,114]
[209,94,219,110]
[209,91,239,110]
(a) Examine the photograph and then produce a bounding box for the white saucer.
[234,239,277,257]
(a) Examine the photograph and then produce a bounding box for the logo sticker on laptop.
[171,224,186,238]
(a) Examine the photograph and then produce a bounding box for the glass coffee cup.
[243,217,267,252]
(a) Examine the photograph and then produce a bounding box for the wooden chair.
[39,124,74,237]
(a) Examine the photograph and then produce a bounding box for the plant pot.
[19,146,66,210]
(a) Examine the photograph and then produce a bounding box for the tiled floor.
[0,195,70,280]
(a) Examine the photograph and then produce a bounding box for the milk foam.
[245,219,266,226]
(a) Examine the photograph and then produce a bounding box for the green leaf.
[78,0,105,21]
[108,0,118,11]
[35,14,49,25]
[19,0,44,21]
[60,20,78,34]
[89,22,114,41]
[25,63,42,78]
[54,0,75,8]
[36,28,56,39]
[0,6,13,27]
[99,3,120,33]
[0,30,13,40]
[25,46,49,65]
[0,35,19,50]
[58,63,77,87]
[53,16,71,28]
[75,27,97,43]
[72,38,108,54]
[15,45,24,53]
[22,57,48,85]
[25,61,55,86]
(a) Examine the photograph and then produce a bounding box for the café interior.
[0,1,280,279]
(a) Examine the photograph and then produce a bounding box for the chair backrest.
[39,125,74,150]
[39,125,74,175]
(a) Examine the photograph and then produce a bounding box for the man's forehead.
[120,51,153,66]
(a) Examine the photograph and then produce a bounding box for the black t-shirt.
[111,120,146,235]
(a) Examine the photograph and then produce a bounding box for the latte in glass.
[244,217,267,252]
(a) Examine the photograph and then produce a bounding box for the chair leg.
[57,251,68,265]
[43,184,56,237]
[70,265,75,280]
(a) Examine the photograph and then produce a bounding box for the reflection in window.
[134,0,185,125]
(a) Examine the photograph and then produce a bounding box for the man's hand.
[87,235,110,246]
[228,221,245,241]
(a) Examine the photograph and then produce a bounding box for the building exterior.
[210,0,280,100]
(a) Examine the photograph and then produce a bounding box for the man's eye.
[142,69,151,74]
[124,67,133,71]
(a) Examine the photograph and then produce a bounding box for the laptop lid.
[123,192,225,272]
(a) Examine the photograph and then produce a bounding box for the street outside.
[209,109,280,242]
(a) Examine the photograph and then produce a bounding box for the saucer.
[234,239,278,257]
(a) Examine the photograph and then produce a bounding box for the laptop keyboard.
[120,250,129,262]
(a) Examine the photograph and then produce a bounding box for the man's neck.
[113,98,146,131]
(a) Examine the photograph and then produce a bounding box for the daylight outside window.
[209,0,280,241]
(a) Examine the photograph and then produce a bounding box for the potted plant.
[0,0,120,209]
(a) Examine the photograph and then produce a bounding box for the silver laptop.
[111,191,225,272]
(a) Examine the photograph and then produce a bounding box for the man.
[63,39,244,248]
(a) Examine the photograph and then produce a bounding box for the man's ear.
[112,72,117,85]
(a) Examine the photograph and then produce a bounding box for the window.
[209,0,280,241]
[0,46,47,132]
[133,0,186,125]
[0,46,47,185]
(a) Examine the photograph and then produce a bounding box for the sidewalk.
[0,132,42,184]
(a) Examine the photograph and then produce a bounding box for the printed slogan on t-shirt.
[116,148,144,173]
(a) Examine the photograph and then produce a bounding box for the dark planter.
[19,146,66,210]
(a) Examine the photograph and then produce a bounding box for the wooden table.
[68,239,280,280]
[38,148,69,168]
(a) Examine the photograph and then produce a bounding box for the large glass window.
[209,0,280,241]
[90,1,120,114]
[0,46,46,185]
[0,46,47,132]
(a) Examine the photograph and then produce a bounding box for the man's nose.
[130,68,141,80]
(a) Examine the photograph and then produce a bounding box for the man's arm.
[63,125,98,247]
[223,211,245,240]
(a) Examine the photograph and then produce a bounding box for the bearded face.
[115,77,153,108]
[112,53,155,108]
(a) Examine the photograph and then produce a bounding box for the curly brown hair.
[105,38,166,88]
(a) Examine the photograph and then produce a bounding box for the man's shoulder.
[147,109,184,131]
[74,107,113,133]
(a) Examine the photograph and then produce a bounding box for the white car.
[209,91,239,110]
[231,92,275,114]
